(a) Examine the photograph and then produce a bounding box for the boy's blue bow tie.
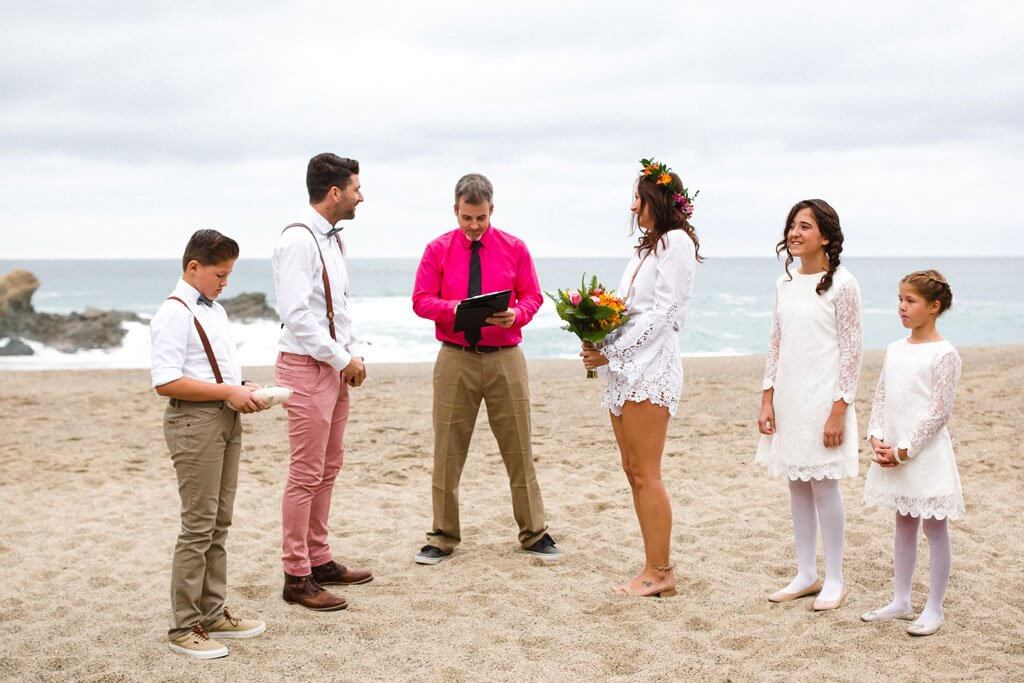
[196,295,214,307]
[326,226,343,237]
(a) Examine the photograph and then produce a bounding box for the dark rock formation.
[0,269,144,352]
[0,337,34,356]
[219,292,277,321]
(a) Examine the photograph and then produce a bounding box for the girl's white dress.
[862,339,964,519]
[600,229,696,417]
[755,266,863,480]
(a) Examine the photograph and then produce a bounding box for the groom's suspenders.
[282,223,342,341]
[166,296,224,384]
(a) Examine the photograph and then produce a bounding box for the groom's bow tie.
[196,295,214,307]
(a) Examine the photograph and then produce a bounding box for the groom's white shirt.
[273,209,364,372]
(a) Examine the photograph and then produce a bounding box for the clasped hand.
[227,382,268,413]
[871,437,902,468]
[580,341,608,370]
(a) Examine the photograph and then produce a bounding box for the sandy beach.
[1,346,1022,681]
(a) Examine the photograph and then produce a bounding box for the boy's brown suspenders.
[166,296,224,384]
[282,223,343,341]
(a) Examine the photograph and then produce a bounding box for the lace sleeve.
[602,233,694,383]
[832,277,863,404]
[867,353,887,440]
[899,350,962,458]
[762,285,781,390]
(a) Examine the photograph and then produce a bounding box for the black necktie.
[196,295,214,307]
[465,240,482,347]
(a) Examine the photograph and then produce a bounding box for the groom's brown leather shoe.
[282,573,348,611]
[311,560,374,586]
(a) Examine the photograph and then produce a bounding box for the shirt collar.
[456,224,495,249]
[174,278,205,306]
[309,208,337,236]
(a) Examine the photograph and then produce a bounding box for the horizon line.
[3,254,1023,262]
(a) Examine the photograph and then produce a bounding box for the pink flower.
[590,295,601,304]
[569,290,582,305]
[593,288,603,296]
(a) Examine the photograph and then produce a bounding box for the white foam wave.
[0,296,764,371]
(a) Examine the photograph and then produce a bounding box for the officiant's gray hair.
[454,173,493,205]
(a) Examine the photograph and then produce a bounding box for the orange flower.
[657,172,672,185]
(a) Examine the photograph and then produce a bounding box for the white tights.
[869,513,951,627]
[784,478,846,602]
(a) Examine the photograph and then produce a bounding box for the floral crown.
[639,157,699,219]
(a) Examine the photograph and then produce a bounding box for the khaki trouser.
[427,345,547,552]
[164,399,241,640]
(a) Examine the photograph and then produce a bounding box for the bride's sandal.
[613,564,676,598]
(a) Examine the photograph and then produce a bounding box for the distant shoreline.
[4,255,1024,262]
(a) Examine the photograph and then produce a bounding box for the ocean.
[1,257,1021,370]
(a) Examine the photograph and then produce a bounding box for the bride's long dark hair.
[632,171,704,262]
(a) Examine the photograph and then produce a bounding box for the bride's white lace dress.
[862,339,964,519]
[755,266,863,480]
[600,229,696,417]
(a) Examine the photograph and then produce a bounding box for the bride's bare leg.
[616,400,675,596]
[610,412,647,550]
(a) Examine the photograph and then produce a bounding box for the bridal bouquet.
[547,275,629,378]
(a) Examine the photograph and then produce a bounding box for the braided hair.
[775,199,844,295]
[901,270,954,315]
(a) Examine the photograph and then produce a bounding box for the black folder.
[453,290,512,332]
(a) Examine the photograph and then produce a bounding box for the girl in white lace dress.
[860,270,962,637]
[755,199,862,611]
[581,159,699,598]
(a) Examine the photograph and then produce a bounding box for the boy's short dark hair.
[182,229,240,271]
[307,153,360,202]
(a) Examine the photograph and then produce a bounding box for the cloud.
[1,1,1022,258]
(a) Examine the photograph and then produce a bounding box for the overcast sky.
[2,1,1022,259]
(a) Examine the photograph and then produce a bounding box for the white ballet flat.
[252,386,293,408]
[907,616,944,636]
[860,607,915,623]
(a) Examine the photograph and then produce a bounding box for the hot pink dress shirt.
[412,225,543,347]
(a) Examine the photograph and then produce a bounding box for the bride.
[581,158,701,597]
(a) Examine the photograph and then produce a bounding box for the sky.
[1,1,1022,259]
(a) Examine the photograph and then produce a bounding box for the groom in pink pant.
[272,153,373,611]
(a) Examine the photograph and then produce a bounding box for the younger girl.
[861,270,963,637]
[755,199,862,611]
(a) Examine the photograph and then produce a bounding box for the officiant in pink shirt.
[411,173,561,565]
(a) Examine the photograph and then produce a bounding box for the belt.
[442,341,517,354]
[168,398,227,409]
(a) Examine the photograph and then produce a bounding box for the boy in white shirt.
[150,229,267,659]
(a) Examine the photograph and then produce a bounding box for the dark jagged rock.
[0,269,144,352]
[219,292,278,321]
[0,337,34,356]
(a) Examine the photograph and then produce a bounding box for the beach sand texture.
[1,347,1022,681]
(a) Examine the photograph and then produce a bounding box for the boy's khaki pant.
[427,345,547,552]
[164,399,241,640]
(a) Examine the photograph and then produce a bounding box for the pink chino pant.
[275,352,350,576]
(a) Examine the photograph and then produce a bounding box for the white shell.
[252,386,293,408]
